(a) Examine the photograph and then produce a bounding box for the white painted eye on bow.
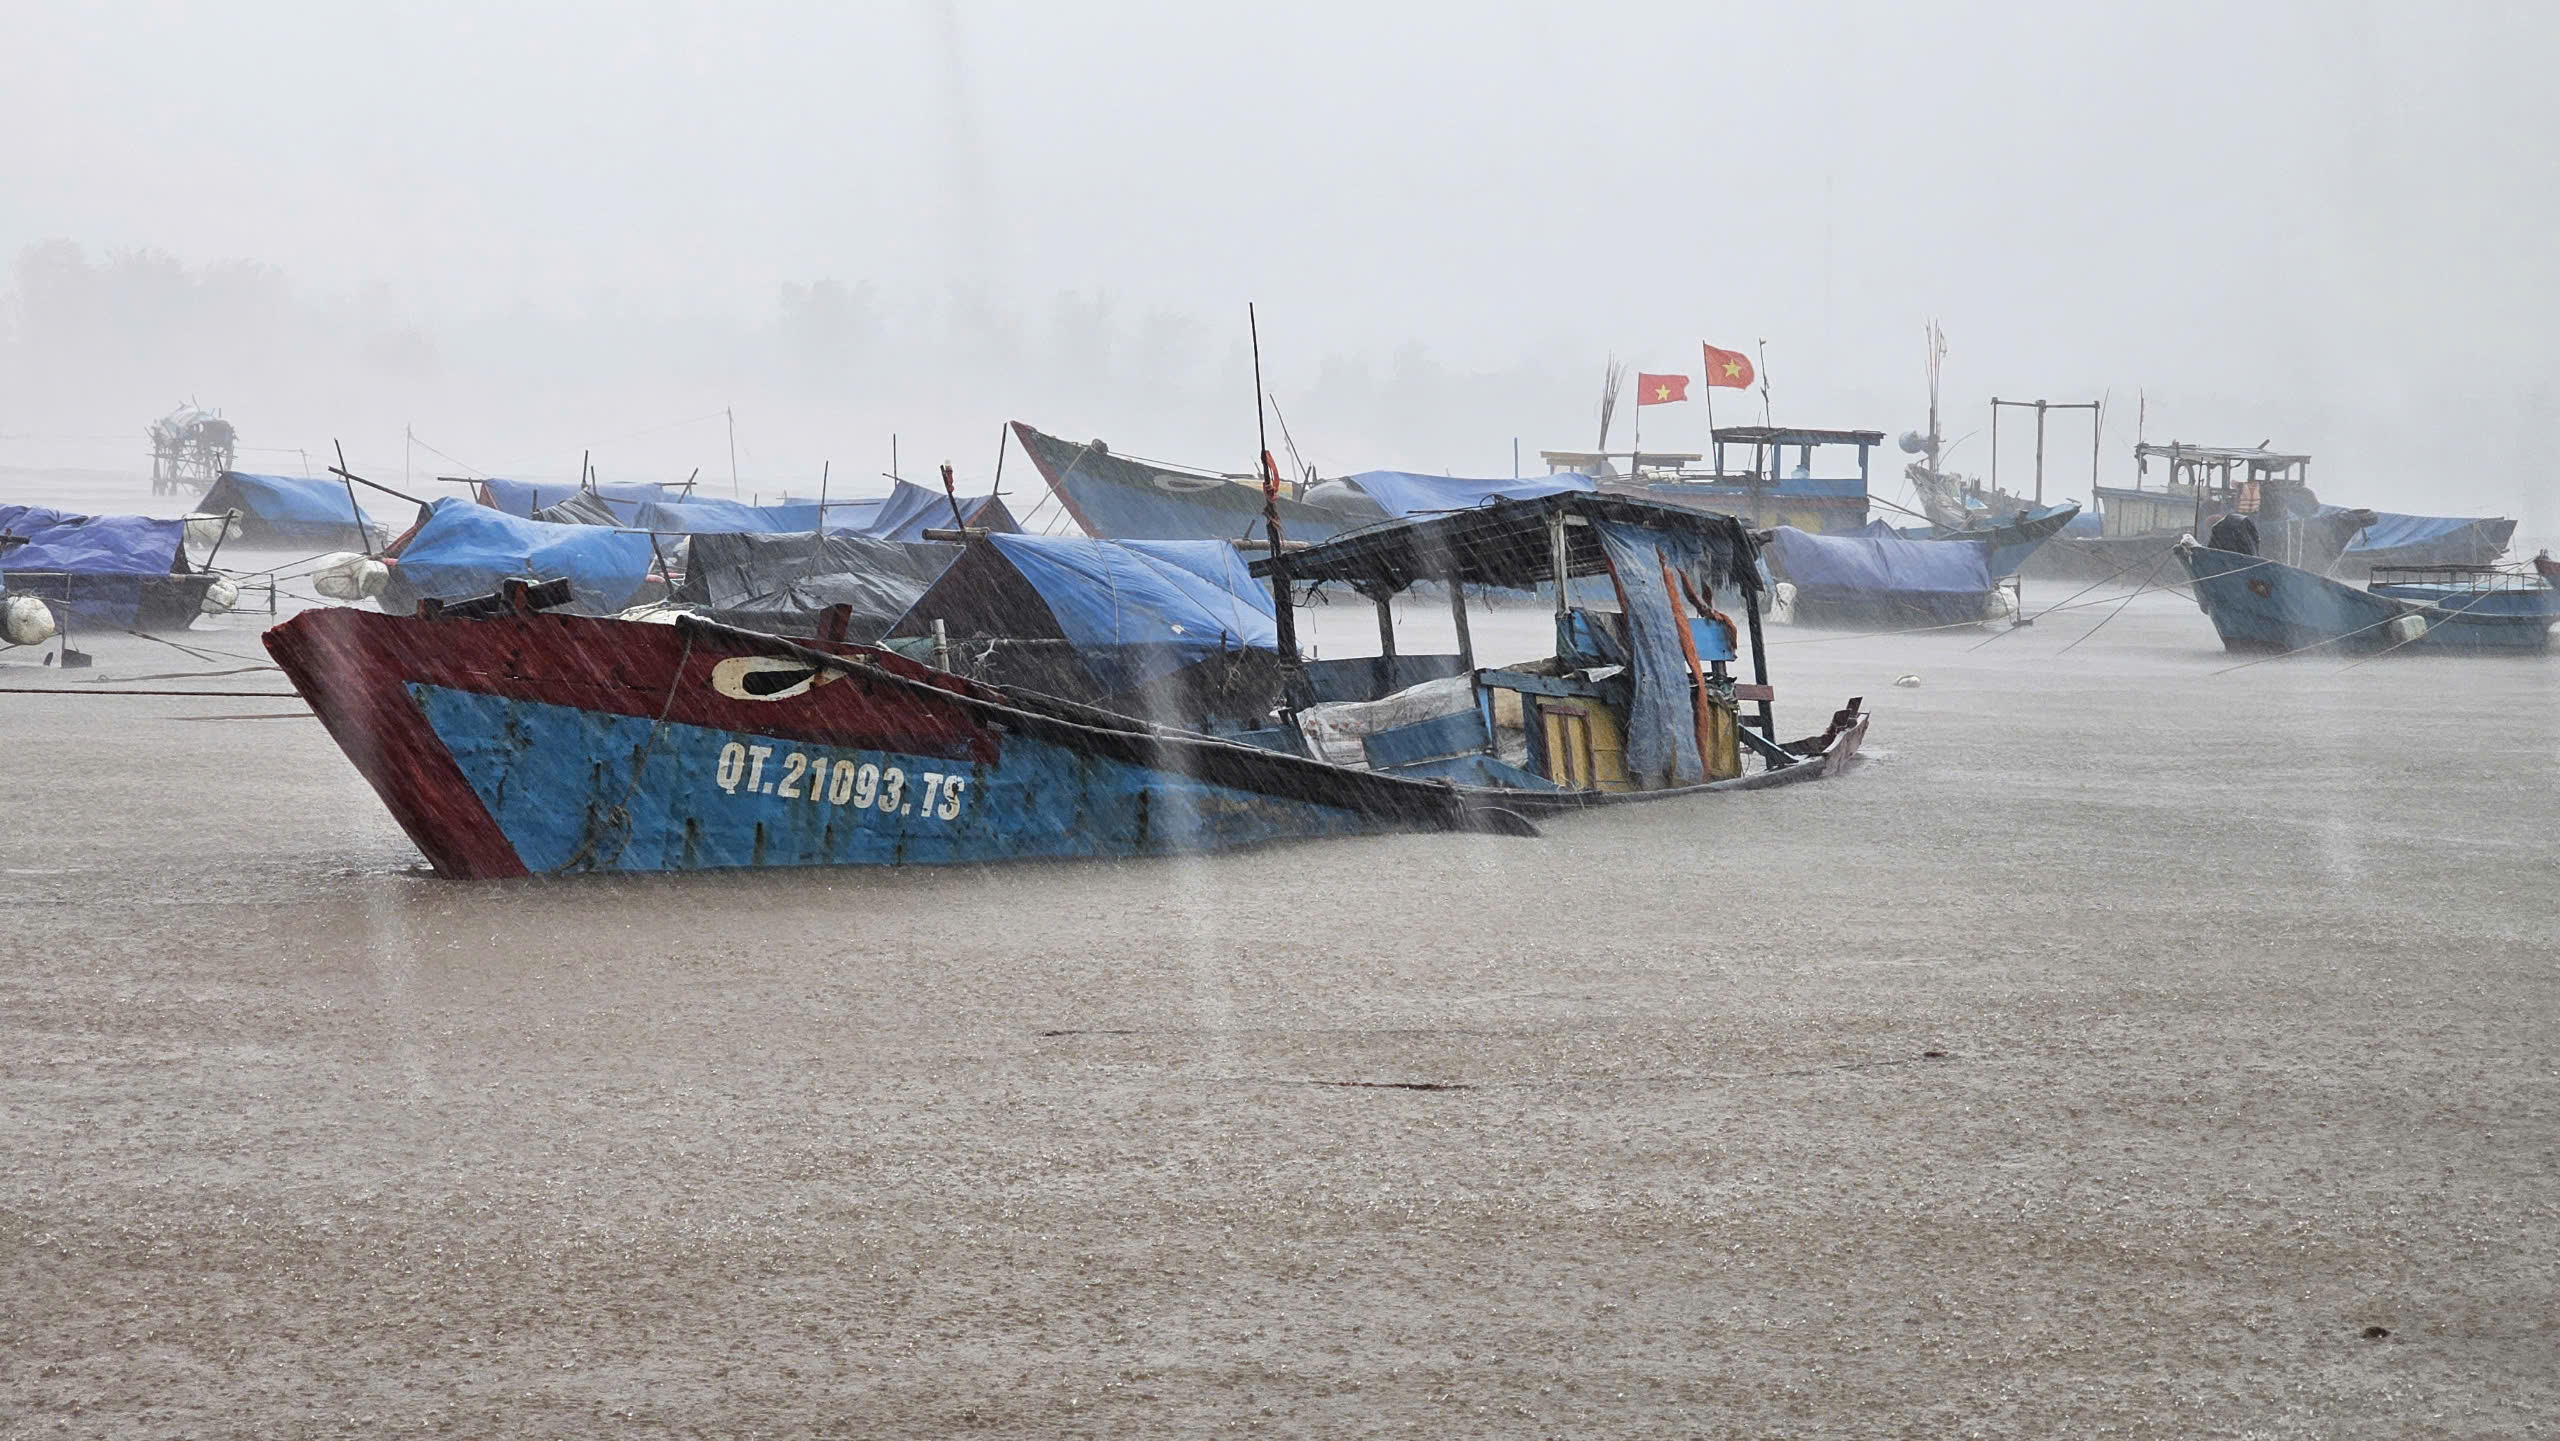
[710,654,841,702]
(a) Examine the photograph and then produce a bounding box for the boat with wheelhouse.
[263,492,1866,879]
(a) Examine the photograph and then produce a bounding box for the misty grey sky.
[4,1,2556,514]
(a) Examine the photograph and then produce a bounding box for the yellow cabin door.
[1537,702,1589,789]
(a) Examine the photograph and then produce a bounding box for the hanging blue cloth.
[1591,519,1710,787]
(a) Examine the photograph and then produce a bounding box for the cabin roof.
[1536,448,1705,465]
[1248,491,1760,598]
[1712,426,1885,447]
[2134,441,2312,466]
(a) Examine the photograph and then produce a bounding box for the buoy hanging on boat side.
[310,553,390,601]
[184,511,243,550]
[199,577,240,614]
[2,594,58,646]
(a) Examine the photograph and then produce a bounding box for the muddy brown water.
[3,555,2557,1436]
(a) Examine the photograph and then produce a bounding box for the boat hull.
[2366,580,2560,620]
[265,608,1537,878]
[1013,422,1357,544]
[2177,545,2554,656]
[267,606,1872,878]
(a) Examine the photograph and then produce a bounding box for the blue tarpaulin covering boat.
[630,497,828,535]
[2320,507,2518,576]
[632,482,1016,541]
[0,505,87,540]
[198,472,380,549]
[890,533,1278,704]
[1763,525,1996,628]
[0,513,217,629]
[821,481,1016,542]
[480,479,671,524]
[384,498,657,615]
[1308,470,1597,522]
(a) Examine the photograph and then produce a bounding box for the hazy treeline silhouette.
[1,241,1617,494]
[3,240,2550,540]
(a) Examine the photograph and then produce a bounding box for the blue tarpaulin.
[0,514,190,627]
[200,472,379,547]
[1342,471,1595,519]
[0,505,87,539]
[1591,519,1712,788]
[630,498,827,535]
[816,481,1010,541]
[2325,507,2497,553]
[631,482,1009,540]
[975,534,1276,694]
[1766,526,1990,596]
[480,479,670,523]
[389,498,655,613]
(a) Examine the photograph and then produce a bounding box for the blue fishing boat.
[1015,422,1363,542]
[2177,543,2555,655]
[265,492,1866,878]
[2363,564,2560,620]
[1890,501,2083,581]
[1013,421,1592,543]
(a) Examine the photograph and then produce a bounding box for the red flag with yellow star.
[1701,343,1755,389]
[1635,373,1690,405]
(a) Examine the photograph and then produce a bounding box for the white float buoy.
[2,594,58,646]
[1893,673,1922,688]
[199,576,240,614]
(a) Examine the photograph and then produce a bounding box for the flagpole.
[1701,343,1718,461]
[1757,340,1772,428]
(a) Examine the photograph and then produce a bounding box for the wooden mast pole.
[1249,303,1298,665]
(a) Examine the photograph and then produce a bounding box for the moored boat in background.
[2176,542,2555,656]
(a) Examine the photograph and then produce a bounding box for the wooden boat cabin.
[1250,492,1811,793]
[1546,426,1878,534]
[2101,442,2313,541]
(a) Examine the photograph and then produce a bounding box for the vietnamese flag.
[1702,343,1755,389]
[1635,372,1690,405]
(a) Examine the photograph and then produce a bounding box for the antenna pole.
[332,439,373,557]
[727,407,739,497]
